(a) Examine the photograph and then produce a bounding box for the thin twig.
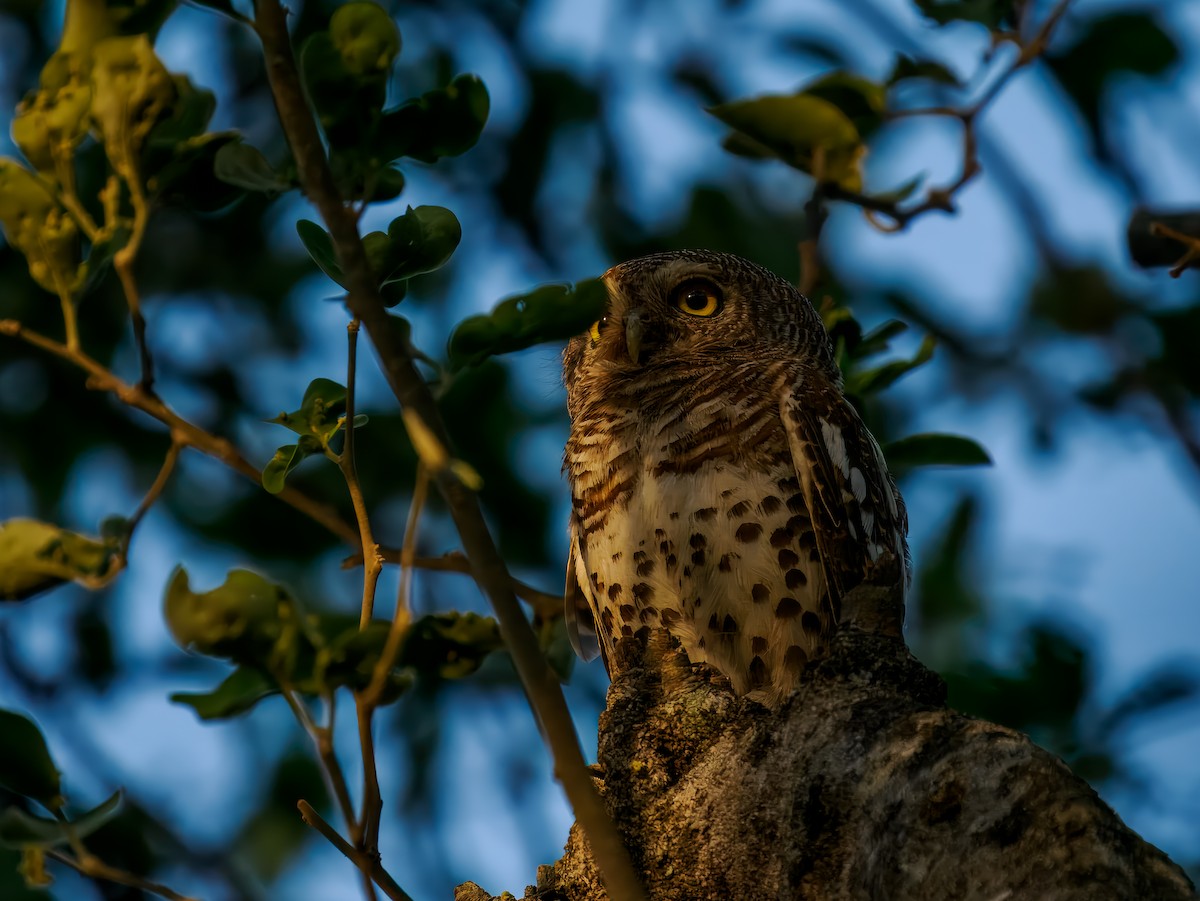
[46,850,197,901]
[1149,222,1200,278]
[0,319,361,547]
[342,549,564,621]
[111,159,156,394]
[279,685,358,834]
[298,801,414,901]
[252,3,645,897]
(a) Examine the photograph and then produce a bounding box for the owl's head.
[563,250,836,407]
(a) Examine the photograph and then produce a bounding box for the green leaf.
[884,433,991,470]
[261,438,322,494]
[854,319,909,358]
[401,612,503,680]
[0,519,119,602]
[864,174,924,206]
[845,333,935,396]
[0,710,62,809]
[144,74,216,150]
[299,30,387,140]
[329,1,401,77]
[1046,13,1178,142]
[887,55,961,86]
[0,792,122,849]
[381,205,462,285]
[268,378,348,441]
[296,219,344,287]
[799,71,887,140]
[709,90,865,190]
[214,140,292,195]
[171,667,279,720]
[376,74,490,164]
[447,278,608,370]
[163,567,300,667]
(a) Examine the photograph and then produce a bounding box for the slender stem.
[298,801,414,901]
[112,163,156,393]
[341,318,382,627]
[361,466,427,711]
[280,685,357,836]
[46,850,198,901]
[354,692,383,852]
[0,319,361,547]
[252,3,644,897]
[119,436,182,562]
[342,549,563,620]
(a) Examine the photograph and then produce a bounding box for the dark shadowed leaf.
[0,710,61,809]
[885,433,991,471]
[447,278,608,370]
[0,792,122,849]
[401,612,504,680]
[845,334,935,396]
[214,140,292,195]
[914,0,1016,28]
[296,219,344,286]
[171,667,279,720]
[888,55,961,86]
[376,74,490,164]
[163,567,297,665]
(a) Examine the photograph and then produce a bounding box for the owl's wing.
[779,372,909,609]
[565,514,602,664]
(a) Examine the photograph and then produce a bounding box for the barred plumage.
[563,251,908,704]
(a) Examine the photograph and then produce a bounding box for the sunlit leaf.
[0,710,62,809]
[447,278,608,370]
[163,567,299,667]
[329,1,401,77]
[0,519,118,602]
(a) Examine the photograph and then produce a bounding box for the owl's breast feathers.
[564,359,908,701]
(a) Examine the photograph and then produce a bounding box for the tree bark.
[457,584,1197,900]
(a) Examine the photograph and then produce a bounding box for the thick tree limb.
[459,584,1196,900]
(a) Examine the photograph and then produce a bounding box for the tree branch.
[250,3,644,897]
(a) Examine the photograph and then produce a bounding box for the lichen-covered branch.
[459,585,1196,901]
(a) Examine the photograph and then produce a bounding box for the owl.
[562,251,908,704]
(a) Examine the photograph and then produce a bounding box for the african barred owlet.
[563,251,908,705]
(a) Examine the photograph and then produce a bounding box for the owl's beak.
[625,310,646,364]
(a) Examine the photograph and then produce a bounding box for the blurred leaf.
[189,0,243,18]
[914,0,1016,28]
[1030,266,1129,335]
[214,140,292,195]
[885,433,991,470]
[163,567,299,667]
[800,70,887,139]
[864,174,924,205]
[0,792,122,849]
[709,89,865,190]
[888,55,961,86]
[376,74,490,164]
[1046,13,1178,141]
[0,710,62,809]
[171,666,279,720]
[915,495,983,631]
[401,612,504,680]
[1097,664,1200,740]
[0,847,52,898]
[447,278,608,370]
[329,1,401,77]
[299,29,386,141]
[296,219,343,286]
[854,319,909,358]
[845,334,935,396]
[0,519,118,602]
[143,74,215,150]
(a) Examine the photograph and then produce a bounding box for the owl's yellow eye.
[672,279,723,317]
[588,318,606,344]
